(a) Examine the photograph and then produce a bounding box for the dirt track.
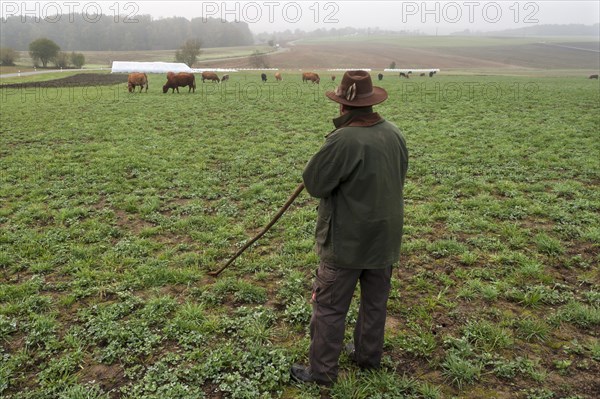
[0,73,128,89]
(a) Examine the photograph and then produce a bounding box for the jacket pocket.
[315,214,331,246]
[315,204,332,246]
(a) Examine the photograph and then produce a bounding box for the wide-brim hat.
[326,70,387,106]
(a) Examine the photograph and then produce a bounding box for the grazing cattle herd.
[128,71,334,93]
[126,69,600,93]
[130,70,442,93]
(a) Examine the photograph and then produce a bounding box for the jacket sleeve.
[302,130,359,199]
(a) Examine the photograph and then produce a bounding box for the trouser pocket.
[312,262,338,306]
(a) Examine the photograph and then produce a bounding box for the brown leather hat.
[326,70,388,106]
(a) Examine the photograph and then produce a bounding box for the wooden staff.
[208,182,305,277]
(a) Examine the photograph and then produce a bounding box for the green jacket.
[302,109,409,269]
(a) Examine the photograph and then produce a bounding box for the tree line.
[0,14,254,51]
[1,38,85,68]
[1,36,202,68]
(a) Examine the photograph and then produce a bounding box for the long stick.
[208,182,305,277]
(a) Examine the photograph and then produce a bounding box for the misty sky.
[2,1,599,35]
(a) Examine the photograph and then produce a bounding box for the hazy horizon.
[1,1,599,36]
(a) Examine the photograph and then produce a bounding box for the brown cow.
[589,74,599,79]
[202,71,220,83]
[163,72,196,93]
[275,72,282,81]
[302,72,320,84]
[331,75,336,81]
[128,72,148,93]
[221,74,229,82]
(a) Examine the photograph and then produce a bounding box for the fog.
[2,1,599,35]
[141,1,600,34]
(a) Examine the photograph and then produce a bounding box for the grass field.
[1,72,599,399]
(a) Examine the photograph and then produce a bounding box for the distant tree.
[29,38,60,67]
[0,47,18,66]
[70,52,85,68]
[389,61,396,69]
[249,50,269,68]
[53,51,69,68]
[175,39,202,67]
[268,39,275,47]
[2,15,254,51]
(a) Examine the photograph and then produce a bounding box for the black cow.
[261,73,267,82]
[378,73,383,81]
[429,71,437,77]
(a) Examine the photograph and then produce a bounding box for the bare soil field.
[3,36,598,79]
[199,39,600,73]
[0,73,127,88]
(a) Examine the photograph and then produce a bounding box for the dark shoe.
[290,364,333,386]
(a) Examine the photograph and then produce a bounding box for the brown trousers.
[309,261,393,383]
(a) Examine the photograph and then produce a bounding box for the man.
[291,70,409,386]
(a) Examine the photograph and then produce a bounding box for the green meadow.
[1,73,599,398]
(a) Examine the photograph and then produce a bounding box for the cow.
[201,71,220,83]
[302,72,320,84]
[275,72,282,81]
[420,73,426,77]
[377,73,383,81]
[221,74,229,82]
[589,74,599,79]
[331,75,336,81]
[163,72,196,93]
[261,73,267,82]
[429,71,437,77]
[127,72,148,93]
[399,72,410,79]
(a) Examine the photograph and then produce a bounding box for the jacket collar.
[332,108,384,129]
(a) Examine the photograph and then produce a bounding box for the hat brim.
[325,86,388,106]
